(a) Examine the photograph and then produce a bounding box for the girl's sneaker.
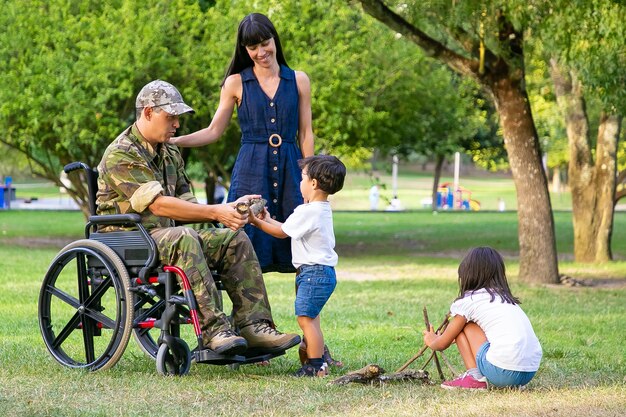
[441,372,488,390]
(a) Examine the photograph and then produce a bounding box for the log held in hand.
[395,310,450,373]
[423,306,445,381]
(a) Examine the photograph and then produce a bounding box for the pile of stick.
[330,307,458,386]
[395,308,459,378]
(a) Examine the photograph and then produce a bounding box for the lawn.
[0,207,625,416]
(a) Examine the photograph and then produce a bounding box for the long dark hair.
[456,247,520,305]
[221,13,289,86]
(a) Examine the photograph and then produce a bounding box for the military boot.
[240,321,300,354]
[207,329,248,355]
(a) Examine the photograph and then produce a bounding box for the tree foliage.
[0,0,493,211]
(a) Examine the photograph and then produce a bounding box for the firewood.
[330,364,432,386]
[330,364,385,385]
[379,369,431,383]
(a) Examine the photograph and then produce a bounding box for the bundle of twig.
[330,364,431,386]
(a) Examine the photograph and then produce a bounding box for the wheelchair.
[38,162,297,375]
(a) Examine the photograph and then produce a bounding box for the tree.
[539,0,625,262]
[356,0,559,284]
[1,0,487,213]
[550,60,621,262]
[0,0,232,216]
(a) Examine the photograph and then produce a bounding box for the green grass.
[1,209,625,416]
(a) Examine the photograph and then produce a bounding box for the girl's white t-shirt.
[450,289,542,372]
[281,201,337,268]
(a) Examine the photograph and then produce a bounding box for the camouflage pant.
[150,226,273,346]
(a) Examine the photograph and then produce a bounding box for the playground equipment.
[0,177,15,209]
[436,182,481,211]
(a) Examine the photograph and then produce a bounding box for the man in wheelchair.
[95,80,299,356]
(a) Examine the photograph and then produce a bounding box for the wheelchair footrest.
[241,349,287,363]
[194,349,246,365]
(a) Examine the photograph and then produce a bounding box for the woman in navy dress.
[172,13,314,273]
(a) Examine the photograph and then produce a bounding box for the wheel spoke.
[76,253,90,304]
[51,311,82,350]
[82,311,96,363]
[46,285,80,309]
[82,307,116,330]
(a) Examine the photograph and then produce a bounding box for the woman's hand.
[232,194,262,206]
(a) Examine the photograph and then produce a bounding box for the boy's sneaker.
[293,364,327,378]
[441,372,488,390]
[299,341,344,368]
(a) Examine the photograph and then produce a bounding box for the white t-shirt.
[450,289,542,372]
[281,201,338,268]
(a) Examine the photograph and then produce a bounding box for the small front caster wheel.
[156,338,191,376]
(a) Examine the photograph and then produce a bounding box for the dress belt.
[241,135,295,146]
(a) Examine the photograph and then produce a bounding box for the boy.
[250,155,346,377]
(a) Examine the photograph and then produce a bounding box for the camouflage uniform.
[96,92,273,346]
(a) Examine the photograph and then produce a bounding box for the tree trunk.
[204,176,216,205]
[616,168,626,205]
[489,75,559,283]
[550,59,619,262]
[431,154,445,211]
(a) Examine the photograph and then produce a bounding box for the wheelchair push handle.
[64,161,92,174]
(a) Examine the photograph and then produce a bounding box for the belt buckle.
[268,134,282,148]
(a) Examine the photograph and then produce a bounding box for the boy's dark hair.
[456,246,520,305]
[221,13,289,86]
[298,155,346,195]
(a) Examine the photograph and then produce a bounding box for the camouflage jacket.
[96,124,196,229]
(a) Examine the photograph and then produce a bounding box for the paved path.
[8,197,80,211]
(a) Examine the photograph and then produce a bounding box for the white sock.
[467,367,485,380]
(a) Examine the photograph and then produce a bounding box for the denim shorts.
[476,342,537,387]
[294,265,337,318]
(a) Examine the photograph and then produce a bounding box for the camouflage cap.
[135,80,194,115]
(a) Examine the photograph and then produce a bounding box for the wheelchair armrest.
[88,214,142,226]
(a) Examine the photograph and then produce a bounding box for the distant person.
[422,247,542,390]
[369,184,379,211]
[96,79,299,357]
[170,12,314,273]
[386,196,403,211]
[214,176,226,203]
[250,155,346,377]
[498,198,506,212]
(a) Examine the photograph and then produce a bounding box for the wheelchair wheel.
[156,338,191,376]
[133,323,160,359]
[38,239,133,371]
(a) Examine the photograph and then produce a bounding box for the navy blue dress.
[227,65,303,273]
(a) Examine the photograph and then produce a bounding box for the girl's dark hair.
[221,13,289,86]
[456,247,520,305]
[298,155,346,195]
